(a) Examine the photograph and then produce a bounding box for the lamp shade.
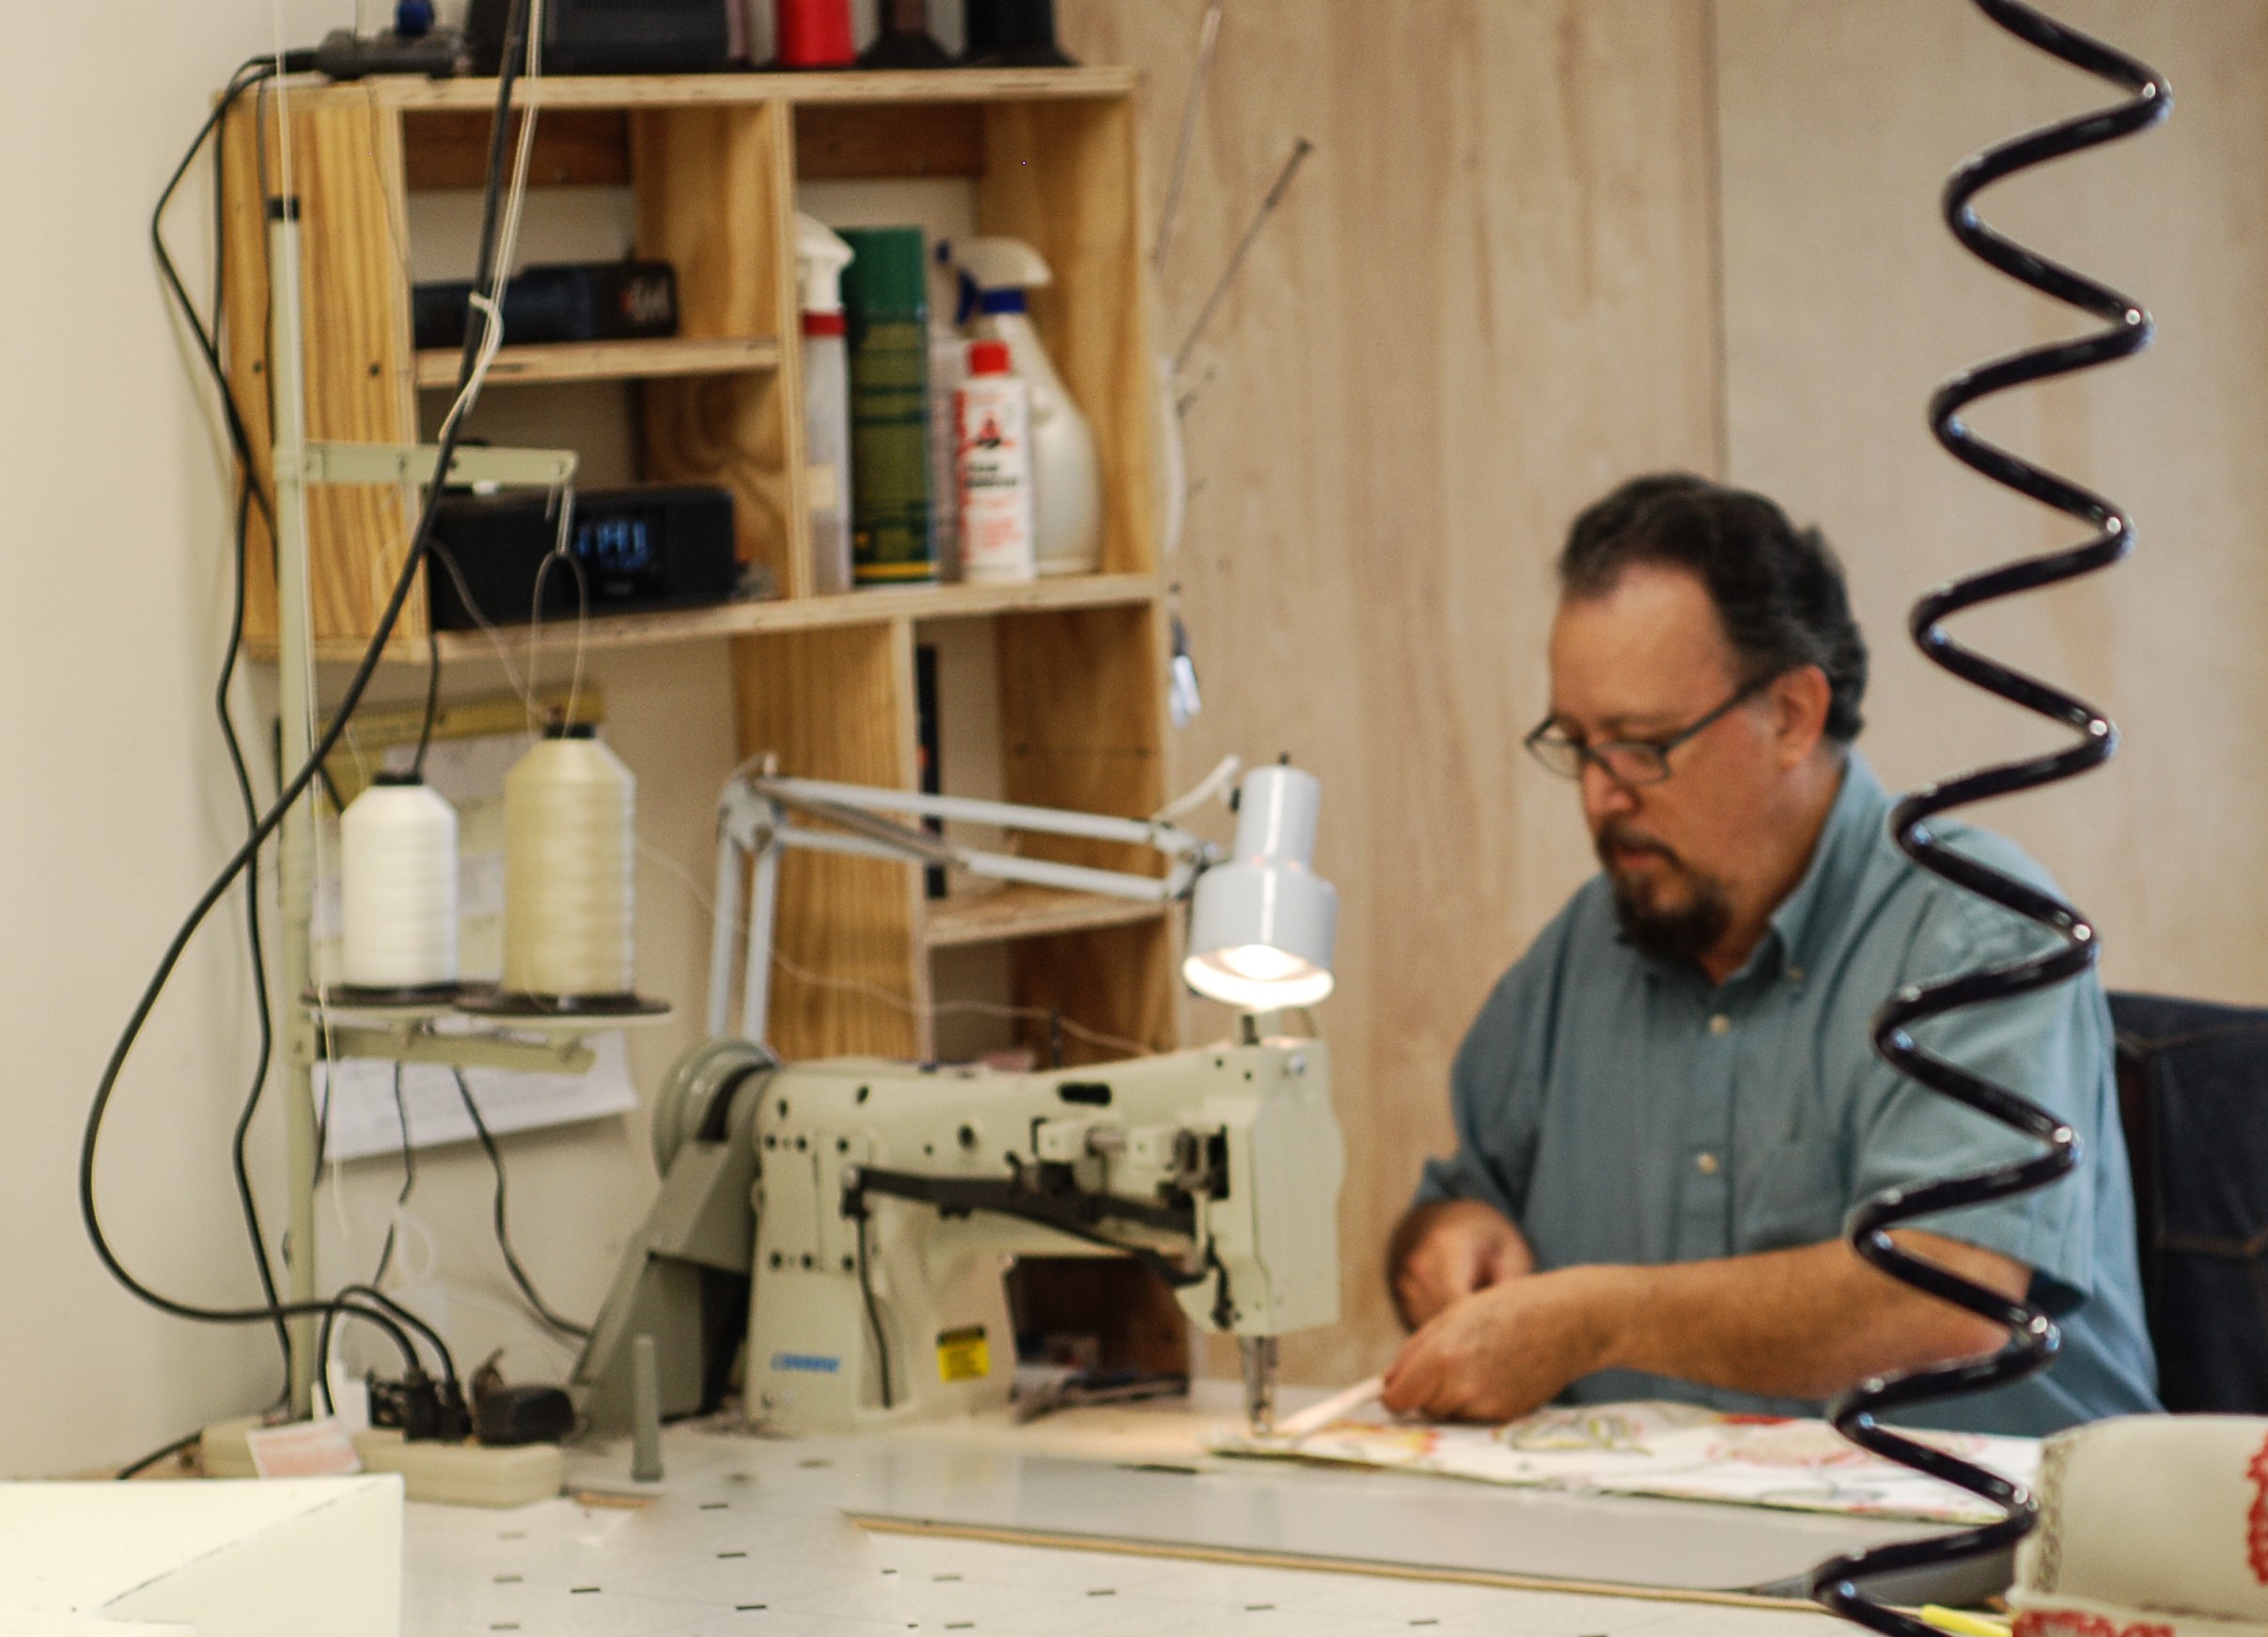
[1183,764,1337,1010]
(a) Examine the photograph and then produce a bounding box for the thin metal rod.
[1152,0,1228,275]
[269,203,322,1421]
[1175,136,1314,373]
[774,825,1183,903]
[743,839,780,1044]
[708,828,743,1038]
[756,776,1213,857]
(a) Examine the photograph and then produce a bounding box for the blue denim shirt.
[1416,752,2160,1434]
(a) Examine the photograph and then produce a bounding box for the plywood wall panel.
[1715,1,2268,1006]
[728,623,926,1060]
[1060,1,1723,1385]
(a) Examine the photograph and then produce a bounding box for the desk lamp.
[1181,763,1337,1012]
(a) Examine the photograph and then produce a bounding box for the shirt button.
[1696,1152,1721,1176]
[1709,1014,1732,1037]
[1788,966,1806,983]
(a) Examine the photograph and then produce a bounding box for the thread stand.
[304,1010,600,1079]
[266,193,583,1418]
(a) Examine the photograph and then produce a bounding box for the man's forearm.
[1586,1231,2025,1400]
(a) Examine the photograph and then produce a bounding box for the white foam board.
[0,1476,399,1637]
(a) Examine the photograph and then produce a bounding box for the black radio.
[428,485,740,630]
[413,261,677,351]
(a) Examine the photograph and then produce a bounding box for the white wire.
[434,0,543,447]
[1151,753,1242,823]
[434,1284,581,1375]
[427,543,534,705]
[524,487,590,733]
[386,1201,443,1287]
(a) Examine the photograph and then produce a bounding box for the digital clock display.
[575,514,657,574]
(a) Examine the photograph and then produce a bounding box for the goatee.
[1598,826,1732,967]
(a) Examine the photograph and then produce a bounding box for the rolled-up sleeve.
[1844,896,2109,1308]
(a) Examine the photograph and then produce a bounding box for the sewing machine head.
[575,1038,1344,1435]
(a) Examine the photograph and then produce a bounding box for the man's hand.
[1386,1198,1537,1330]
[1381,1267,1624,1422]
[1379,1230,2032,1426]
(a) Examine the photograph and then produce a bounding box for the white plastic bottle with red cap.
[795,213,855,594]
[955,338,1038,584]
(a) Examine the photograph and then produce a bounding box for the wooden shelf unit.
[217,67,1178,1074]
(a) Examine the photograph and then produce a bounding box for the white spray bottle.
[946,238,1103,575]
[795,214,855,595]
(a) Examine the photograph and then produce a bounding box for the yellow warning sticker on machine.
[935,1325,991,1383]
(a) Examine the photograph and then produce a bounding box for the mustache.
[1596,821,1681,870]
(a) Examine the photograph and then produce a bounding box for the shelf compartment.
[923,884,1171,950]
[414,335,781,388]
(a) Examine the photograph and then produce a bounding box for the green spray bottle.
[839,226,935,585]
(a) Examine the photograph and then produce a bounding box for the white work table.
[398,1405,1885,1637]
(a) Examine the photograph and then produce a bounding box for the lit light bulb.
[1217,943,1303,982]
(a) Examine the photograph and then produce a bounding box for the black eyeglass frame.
[1523,674,1778,787]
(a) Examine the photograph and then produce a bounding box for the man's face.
[1544,565,1791,964]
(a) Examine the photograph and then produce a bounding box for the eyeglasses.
[1524,676,1775,787]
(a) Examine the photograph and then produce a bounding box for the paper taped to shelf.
[313,1031,636,1161]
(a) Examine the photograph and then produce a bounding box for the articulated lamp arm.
[706,772,1225,1042]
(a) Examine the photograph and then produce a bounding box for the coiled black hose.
[1810,5,2168,1629]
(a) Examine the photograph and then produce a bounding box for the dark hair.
[1557,473,1868,742]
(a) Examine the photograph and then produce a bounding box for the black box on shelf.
[428,485,739,631]
[466,0,733,74]
[414,261,677,352]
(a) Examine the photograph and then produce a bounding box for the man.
[1383,474,2158,1435]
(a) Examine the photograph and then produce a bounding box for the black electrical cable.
[153,58,292,1380]
[319,1282,459,1389]
[1808,6,2169,1631]
[448,1069,592,1338]
[414,620,445,777]
[115,1427,205,1481]
[370,1063,417,1287]
[317,1297,425,1376]
[855,1210,895,1411]
[153,56,283,535]
[80,1,536,1350]
[412,2,541,780]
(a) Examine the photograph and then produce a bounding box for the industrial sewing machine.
[572,1035,1342,1435]
[572,760,1345,1435]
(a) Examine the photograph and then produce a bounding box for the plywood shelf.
[414,335,780,388]
[315,66,1138,116]
[923,885,1172,950]
[273,572,1164,663]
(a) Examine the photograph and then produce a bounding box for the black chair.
[2108,991,2268,1413]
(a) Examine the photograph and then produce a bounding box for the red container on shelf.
[774,0,855,68]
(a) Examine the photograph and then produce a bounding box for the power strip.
[201,1417,563,1508]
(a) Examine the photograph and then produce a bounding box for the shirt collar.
[1753,749,1887,983]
